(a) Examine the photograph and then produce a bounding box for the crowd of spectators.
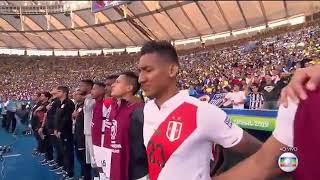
[0,22,320,110]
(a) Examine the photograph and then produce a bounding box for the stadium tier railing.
[0,4,64,15]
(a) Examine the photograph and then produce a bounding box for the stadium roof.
[0,1,319,50]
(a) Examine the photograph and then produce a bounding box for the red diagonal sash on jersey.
[147,102,197,180]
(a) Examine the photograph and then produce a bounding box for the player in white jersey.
[138,41,262,180]
[79,79,96,168]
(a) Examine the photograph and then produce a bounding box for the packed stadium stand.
[0,1,319,101]
[1,1,320,180]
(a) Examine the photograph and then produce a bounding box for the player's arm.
[201,104,262,157]
[214,100,297,180]
[279,65,320,107]
[227,130,262,157]
[214,136,286,180]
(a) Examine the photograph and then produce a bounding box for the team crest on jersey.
[166,118,183,142]
[224,116,233,128]
[110,119,118,140]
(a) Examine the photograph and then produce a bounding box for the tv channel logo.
[278,152,298,172]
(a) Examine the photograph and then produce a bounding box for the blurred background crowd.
[0,22,319,111]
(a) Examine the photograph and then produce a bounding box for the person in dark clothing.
[129,107,149,180]
[260,75,282,109]
[44,93,63,171]
[34,92,51,159]
[72,89,92,180]
[37,92,54,166]
[30,92,43,156]
[46,88,64,171]
[54,86,75,180]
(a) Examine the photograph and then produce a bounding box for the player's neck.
[85,90,91,96]
[104,94,111,99]
[59,96,66,102]
[123,94,141,105]
[154,85,179,109]
[96,96,104,101]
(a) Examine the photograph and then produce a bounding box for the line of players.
[30,71,147,180]
[30,41,320,180]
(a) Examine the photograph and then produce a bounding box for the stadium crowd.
[0,21,320,180]
[1,23,320,111]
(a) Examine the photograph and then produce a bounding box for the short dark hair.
[42,91,52,99]
[120,71,141,95]
[81,79,94,88]
[106,74,119,80]
[251,83,259,88]
[57,86,69,97]
[140,41,179,65]
[93,81,106,88]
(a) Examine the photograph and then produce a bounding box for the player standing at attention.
[137,41,262,180]
[79,79,96,174]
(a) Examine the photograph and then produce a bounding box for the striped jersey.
[248,92,264,109]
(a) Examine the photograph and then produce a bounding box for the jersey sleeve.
[198,103,243,148]
[272,100,298,147]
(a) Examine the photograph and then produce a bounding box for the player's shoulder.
[184,95,225,116]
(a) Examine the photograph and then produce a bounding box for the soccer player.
[101,71,147,180]
[32,92,50,157]
[214,65,320,180]
[46,88,64,172]
[104,75,119,99]
[72,89,92,180]
[137,41,262,180]
[37,92,53,165]
[91,75,118,151]
[90,81,106,178]
[54,86,75,179]
[79,79,96,170]
[30,92,42,156]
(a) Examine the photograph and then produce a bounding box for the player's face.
[40,94,46,102]
[91,85,105,99]
[32,93,39,101]
[138,53,173,98]
[252,86,258,93]
[105,79,116,97]
[73,91,84,103]
[11,95,17,100]
[265,75,272,84]
[79,82,91,94]
[55,89,65,99]
[234,85,240,91]
[111,75,130,98]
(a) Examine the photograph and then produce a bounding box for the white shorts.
[85,135,96,166]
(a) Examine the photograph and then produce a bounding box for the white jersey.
[143,91,243,180]
[83,94,95,135]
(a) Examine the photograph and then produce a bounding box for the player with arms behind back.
[138,41,262,180]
